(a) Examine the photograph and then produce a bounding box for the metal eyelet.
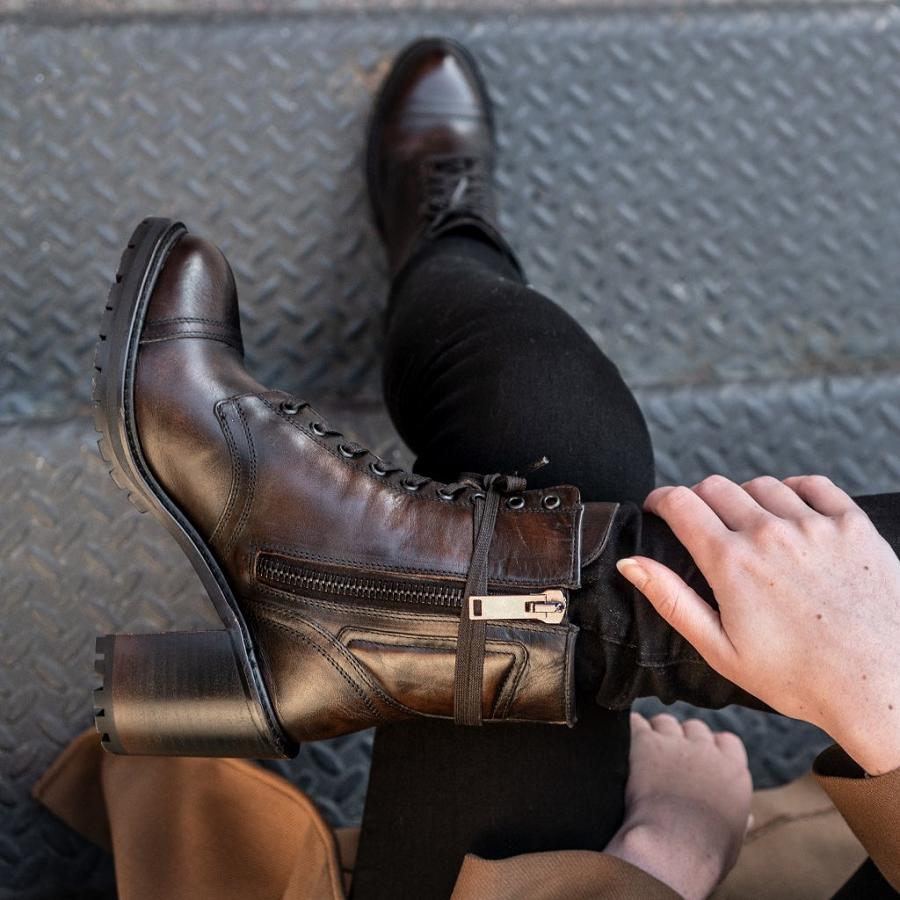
[436,488,457,501]
[279,400,302,416]
[310,421,327,436]
[469,491,486,504]
[338,443,357,459]
[542,494,561,510]
[401,478,422,492]
[506,495,526,510]
[370,461,388,477]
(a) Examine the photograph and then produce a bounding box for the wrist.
[605,819,722,900]
[833,729,900,777]
[827,703,900,777]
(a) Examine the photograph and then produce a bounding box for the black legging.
[351,233,650,899]
[350,232,900,899]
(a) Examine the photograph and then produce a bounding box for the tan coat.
[33,730,899,899]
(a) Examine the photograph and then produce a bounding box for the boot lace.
[419,154,492,223]
[280,397,546,503]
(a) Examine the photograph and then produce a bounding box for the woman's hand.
[605,712,752,900]
[617,474,900,775]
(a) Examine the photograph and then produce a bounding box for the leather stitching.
[564,626,577,724]
[348,637,520,720]
[139,333,242,350]
[247,611,387,722]
[224,399,256,557]
[494,642,528,718]
[211,400,243,549]
[567,506,578,585]
[263,607,403,711]
[146,316,237,326]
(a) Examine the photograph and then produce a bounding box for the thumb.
[616,556,732,669]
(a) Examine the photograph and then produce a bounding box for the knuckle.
[745,475,777,490]
[753,516,787,543]
[798,512,831,536]
[838,508,870,532]
[659,485,693,512]
[697,474,728,492]
[716,731,746,753]
[714,532,741,560]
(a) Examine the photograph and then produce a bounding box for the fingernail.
[616,557,649,589]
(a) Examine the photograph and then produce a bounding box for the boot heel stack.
[93,630,286,758]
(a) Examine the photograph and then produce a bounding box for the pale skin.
[605,711,752,900]
[604,473,900,895]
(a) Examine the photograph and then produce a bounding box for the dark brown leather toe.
[367,37,520,276]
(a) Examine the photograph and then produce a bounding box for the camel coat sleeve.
[451,851,680,899]
[812,743,900,891]
[32,730,899,898]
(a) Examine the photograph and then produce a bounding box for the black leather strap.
[453,472,526,725]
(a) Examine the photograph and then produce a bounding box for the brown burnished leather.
[133,232,615,741]
[368,37,522,277]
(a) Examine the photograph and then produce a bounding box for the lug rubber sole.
[91,217,296,758]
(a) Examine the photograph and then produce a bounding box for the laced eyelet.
[542,493,561,510]
[436,488,457,501]
[401,478,422,492]
[506,495,526,510]
[469,492,486,504]
[338,443,358,459]
[279,400,303,416]
[370,461,389,477]
[310,422,327,437]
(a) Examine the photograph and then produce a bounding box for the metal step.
[2,5,899,896]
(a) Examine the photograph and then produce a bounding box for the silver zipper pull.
[468,590,567,624]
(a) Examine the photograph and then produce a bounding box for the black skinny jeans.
[350,234,900,899]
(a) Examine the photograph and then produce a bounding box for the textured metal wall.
[2,6,899,897]
[4,10,900,419]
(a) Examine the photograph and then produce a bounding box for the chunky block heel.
[94,630,286,757]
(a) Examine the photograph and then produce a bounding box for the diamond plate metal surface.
[2,6,900,898]
[3,9,900,420]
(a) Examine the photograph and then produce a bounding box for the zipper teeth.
[258,557,463,608]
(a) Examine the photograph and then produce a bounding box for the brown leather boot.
[367,36,523,278]
[92,218,617,757]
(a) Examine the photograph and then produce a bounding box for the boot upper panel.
[219,393,584,594]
